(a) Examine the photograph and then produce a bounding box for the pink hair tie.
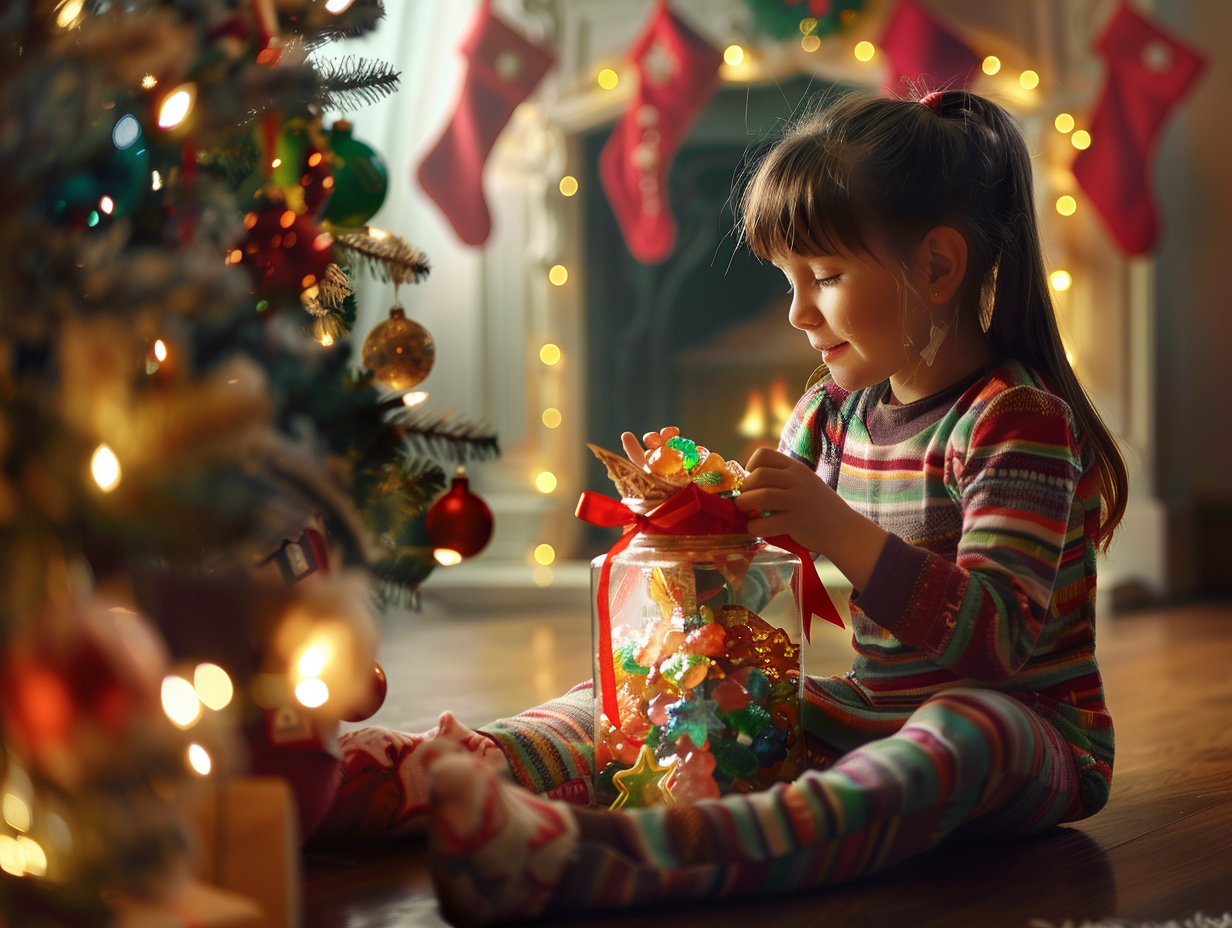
[919,91,944,114]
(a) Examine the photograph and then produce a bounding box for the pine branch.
[331,230,430,287]
[314,56,401,112]
[393,408,500,463]
[317,263,353,311]
[302,0,387,49]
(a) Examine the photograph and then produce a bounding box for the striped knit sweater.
[780,358,1114,815]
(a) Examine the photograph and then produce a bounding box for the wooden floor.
[303,598,1232,927]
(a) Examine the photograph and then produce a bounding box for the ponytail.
[741,90,1128,549]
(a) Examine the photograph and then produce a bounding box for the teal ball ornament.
[320,119,387,228]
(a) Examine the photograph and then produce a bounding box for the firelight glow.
[91,444,121,491]
[158,84,195,129]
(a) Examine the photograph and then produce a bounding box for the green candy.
[660,651,709,689]
[666,436,700,471]
[596,761,628,795]
[618,641,650,675]
[723,703,772,736]
[743,668,771,701]
[711,738,760,779]
[692,469,723,487]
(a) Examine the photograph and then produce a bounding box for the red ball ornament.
[341,661,387,723]
[425,469,494,561]
[237,203,333,293]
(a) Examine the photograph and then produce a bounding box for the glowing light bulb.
[153,339,168,362]
[158,83,196,129]
[320,333,335,347]
[723,45,745,67]
[1071,130,1091,150]
[1019,70,1040,90]
[0,835,23,876]
[542,407,562,428]
[539,343,561,365]
[98,196,114,216]
[194,663,233,710]
[161,675,202,728]
[1050,270,1073,291]
[434,548,463,566]
[1055,113,1075,133]
[151,170,162,190]
[548,264,568,286]
[142,74,158,89]
[534,543,556,566]
[402,391,429,406]
[597,69,619,90]
[17,838,45,877]
[188,743,212,775]
[297,643,330,679]
[535,471,558,493]
[271,158,282,169]
[854,41,876,62]
[1056,195,1077,216]
[982,56,1001,75]
[295,678,329,708]
[559,176,578,196]
[801,34,821,53]
[91,444,121,491]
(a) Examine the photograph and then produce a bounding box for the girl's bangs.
[742,138,864,262]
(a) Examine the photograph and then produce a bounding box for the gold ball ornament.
[361,305,435,389]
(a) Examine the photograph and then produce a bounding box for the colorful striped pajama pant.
[480,675,1085,906]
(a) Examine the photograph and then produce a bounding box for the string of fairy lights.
[524,20,1093,580]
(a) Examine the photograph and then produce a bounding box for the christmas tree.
[0,0,495,918]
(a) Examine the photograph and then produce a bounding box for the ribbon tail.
[766,535,845,642]
[595,526,641,733]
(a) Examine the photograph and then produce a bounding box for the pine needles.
[332,230,430,286]
[314,56,401,112]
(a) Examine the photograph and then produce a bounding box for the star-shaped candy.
[664,697,725,748]
[610,744,676,810]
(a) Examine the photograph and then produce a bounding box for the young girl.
[313,89,1124,926]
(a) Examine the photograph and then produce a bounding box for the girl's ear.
[915,226,968,303]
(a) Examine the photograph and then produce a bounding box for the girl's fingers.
[739,466,795,492]
[745,513,792,538]
[620,432,646,468]
[744,446,795,472]
[734,487,795,512]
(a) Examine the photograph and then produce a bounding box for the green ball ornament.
[320,119,387,228]
[48,110,149,225]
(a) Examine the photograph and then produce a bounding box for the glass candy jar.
[590,523,805,809]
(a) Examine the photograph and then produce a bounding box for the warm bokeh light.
[1071,129,1092,150]
[559,175,578,196]
[854,41,876,62]
[0,834,46,877]
[1050,270,1073,292]
[801,34,821,53]
[193,663,234,710]
[367,226,389,240]
[142,74,158,89]
[532,566,553,587]
[91,444,121,492]
[539,343,562,365]
[534,543,556,566]
[597,68,619,90]
[187,743,212,775]
[271,158,282,169]
[535,471,558,493]
[99,195,114,215]
[542,407,562,428]
[1056,195,1077,216]
[295,677,329,708]
[1019,69,1040,90]
[548,264,568,286]
[56,0,84,29]
[157,83,195,129]
[1055,112,1075,133]
[403,391,429,406]
[325,0,356,11]
[800,17,818,34]
[2,795,30,833]
[161,675,202,728]
[153,339,168,362]
[279,209,296,229]
[434,548,463,566]
[297,643,330,679]
[319,333,335,347]
[17,837,46,877]
[723,45,744,67]
[152,170,162,191]
[982,56,1001,75]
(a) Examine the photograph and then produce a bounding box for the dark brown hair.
[739,89,1127,549]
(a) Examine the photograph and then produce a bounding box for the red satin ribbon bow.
[575,484,844,731]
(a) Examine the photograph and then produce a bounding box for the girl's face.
[776,242,929,394]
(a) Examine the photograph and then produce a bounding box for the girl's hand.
[735,448,842,556]
[737,447,889,593]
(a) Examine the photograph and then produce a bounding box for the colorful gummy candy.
[641,427,747,494]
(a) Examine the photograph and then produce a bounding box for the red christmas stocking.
[1072,3,1205,255]
[417,1,554,246]
[599,2,723,264]
[878,0,980,96]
